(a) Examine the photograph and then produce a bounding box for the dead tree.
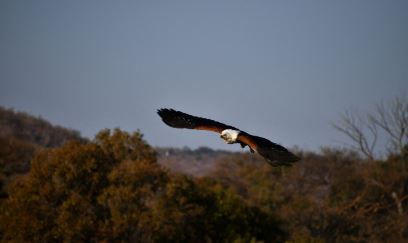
[368,96,408,155]
[333,110,377,160]
[333,95,408,160]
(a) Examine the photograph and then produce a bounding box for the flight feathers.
[157,109,196,129]
[157,108,238,132]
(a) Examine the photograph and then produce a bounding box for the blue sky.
[1,0,407,151]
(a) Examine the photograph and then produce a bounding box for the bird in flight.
[157,108,300,166]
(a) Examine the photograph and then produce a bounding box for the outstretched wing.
[157,108,300,166]
[157,108,239,133]
[237,132,300,166]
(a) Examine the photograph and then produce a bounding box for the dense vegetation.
[0,106,407,242]
[0,107,87,200]
[0,107,87,174]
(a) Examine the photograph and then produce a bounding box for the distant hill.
[0,106,86,148]
[0,106,87,175]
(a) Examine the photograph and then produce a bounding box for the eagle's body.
[220,129,240,144]
[157,108,300,166]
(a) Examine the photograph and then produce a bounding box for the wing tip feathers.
[157,108,196,129]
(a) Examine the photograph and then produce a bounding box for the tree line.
[0,97,407,242]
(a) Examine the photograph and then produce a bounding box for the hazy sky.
[1,1,407,151]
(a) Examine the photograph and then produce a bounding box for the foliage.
[0,129,286,242]
[0,106,87,200]
[208,148,408,242]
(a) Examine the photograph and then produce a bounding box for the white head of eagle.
[220,129,240,144]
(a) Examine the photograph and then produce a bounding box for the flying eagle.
[157,108,300,166]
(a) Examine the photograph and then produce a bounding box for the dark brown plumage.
[157,108,300,166]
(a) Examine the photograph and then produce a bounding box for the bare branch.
[332,110,376,160]
[369,96,408,154]
[334,95,408,159]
